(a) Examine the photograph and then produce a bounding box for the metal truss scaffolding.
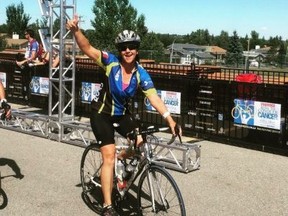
[48,0,76,120]
[41,0,76,140]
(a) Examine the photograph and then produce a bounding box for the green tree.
[213,30,229,49]
[0,24,8,33]
[0,35,7,51]
[140,32,165,62]
[91,0,147,50]
[6,2,31,37]
[188,29,211,45]
[83,29,98,48]
[277,42,286,68]
[226,31,243,67]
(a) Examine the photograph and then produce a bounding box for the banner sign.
[30,76,49,95]
[254,101,281,130]
[0,72,7,88]
[232,99,281,130]
[144,90,181,114]
[81,82,103,103]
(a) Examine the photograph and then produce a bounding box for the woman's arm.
[147,93,181,136]
[66,15,101,61]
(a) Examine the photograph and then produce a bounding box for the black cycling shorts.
[90,112,138,147]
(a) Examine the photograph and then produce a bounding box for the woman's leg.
[90,111,116,207]
[100,144,116,206]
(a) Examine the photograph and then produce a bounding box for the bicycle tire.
[0,188,8,209]
[80,144,103,213]
[137,165,186,215]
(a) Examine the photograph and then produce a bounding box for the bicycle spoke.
[138,166,186,215]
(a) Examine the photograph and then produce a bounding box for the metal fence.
[1,53,288,155]
[132,64,288,154]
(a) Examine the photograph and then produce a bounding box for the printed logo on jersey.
[102,51,109,59]
[142,80,154,90]
[115,69,120,81]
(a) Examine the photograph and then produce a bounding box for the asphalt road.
[1,128,288,216]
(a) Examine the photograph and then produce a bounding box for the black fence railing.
[1,53,288,155]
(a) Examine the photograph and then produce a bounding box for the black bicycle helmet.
[115,30,141,46]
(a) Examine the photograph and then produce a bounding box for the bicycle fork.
[147,169,168,213]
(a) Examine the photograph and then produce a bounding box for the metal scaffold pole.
[48,0,76,122]
[44,0,76,140]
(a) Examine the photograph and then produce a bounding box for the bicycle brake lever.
[167,134,177,145]
[177,133,182,144]
[167,124,182,145]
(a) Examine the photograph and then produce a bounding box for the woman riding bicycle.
[66,15,181,216]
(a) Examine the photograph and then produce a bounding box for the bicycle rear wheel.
[137,165,186,215]
[80,144,103,213]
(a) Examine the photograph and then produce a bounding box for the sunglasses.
[118,44,138,51]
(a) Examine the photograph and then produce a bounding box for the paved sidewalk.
[1,128,288,216]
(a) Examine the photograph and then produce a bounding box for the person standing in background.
[16,29,39,69]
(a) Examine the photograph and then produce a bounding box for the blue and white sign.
[232,99,281,130]
[232,99,255,126]
[30,76,49,95]
[254,101,281,130]
[144,90,181,114]
[81,82,103,103]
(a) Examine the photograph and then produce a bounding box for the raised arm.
[66,15,101,61]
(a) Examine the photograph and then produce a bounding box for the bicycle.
[80,124,186,215]
[231,99,254,119]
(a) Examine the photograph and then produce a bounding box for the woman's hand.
[169,120,182,136]
[66,14,79,32]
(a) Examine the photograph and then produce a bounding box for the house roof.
[168,43,205,51]
[0,33,8,37]
[243,51,266,58]
[5,38,27,47]
[194,52,215,59]
[253,46,271,54]
[167,43,226,57]
[202,45,227,55]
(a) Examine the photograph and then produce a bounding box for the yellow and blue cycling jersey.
[91,51,157,116]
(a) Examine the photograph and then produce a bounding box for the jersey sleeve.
[95,51,118,69]
[137,66,157,97]
[31,41,39,52]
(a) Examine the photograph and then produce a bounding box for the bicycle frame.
[114,132,170,204]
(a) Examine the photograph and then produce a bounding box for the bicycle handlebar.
[127,124,182,145]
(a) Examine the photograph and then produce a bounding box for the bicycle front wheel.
[80,144,103,213]
[0,188,8,209]
[137,165,186,215]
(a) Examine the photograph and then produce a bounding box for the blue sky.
[1,0,287,40]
